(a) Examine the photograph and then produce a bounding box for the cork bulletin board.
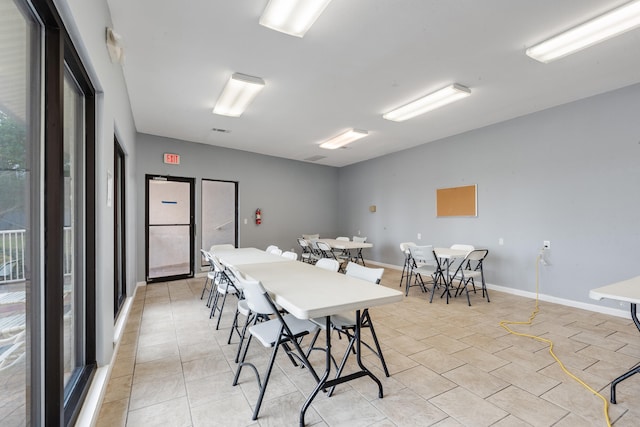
[436,184,477,217]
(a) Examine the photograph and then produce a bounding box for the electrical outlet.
[417,233,421,240]
[543,240,550,249]
[498,238,504,245]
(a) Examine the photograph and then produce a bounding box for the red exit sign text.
[163,153,180,165]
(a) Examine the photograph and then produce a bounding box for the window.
[0,0,96,424]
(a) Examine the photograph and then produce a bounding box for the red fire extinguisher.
[255,208,262,225]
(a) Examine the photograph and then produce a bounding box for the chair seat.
[414,264,438,276]
[451,269,482,280]
[249,314,317,347]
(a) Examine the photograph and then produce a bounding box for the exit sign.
[163,153,180,165]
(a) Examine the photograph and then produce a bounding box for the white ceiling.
[106,0,640,167]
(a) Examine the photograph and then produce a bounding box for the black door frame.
[113,138,126,316]
[145,174,195,283]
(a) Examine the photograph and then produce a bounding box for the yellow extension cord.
[498,254,612,427]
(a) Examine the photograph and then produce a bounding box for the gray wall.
[135,134,339,281]
[338,82,640,309]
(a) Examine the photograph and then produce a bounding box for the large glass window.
[62,69,85,392]
[0,0,96,424]
[0,0,38,424]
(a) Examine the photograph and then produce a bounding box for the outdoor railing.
[0,227,73,284]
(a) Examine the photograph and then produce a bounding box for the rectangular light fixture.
[526,0,640,63]
[212,73,265,117]
[259,0,332,37]
[319,129,368,150]
[383,84,471,122]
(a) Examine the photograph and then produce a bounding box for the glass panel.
[148,225,191,278]
[62,69,84,390]
[201,180,236,265]
[149,180,190,225]
[0,0,36,423]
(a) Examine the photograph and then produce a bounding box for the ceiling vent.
[303,155,326,162]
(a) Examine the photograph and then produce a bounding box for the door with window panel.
[146,175,195,282]
[201,179,237,266]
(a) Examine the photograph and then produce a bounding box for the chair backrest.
[302,234,319,240]
[209,253,225,273]
[315,258,339,272]
[266,245,279,253]
[297,238,309,248]
[345,261,383,284]
[210,244,235,252]
[399,242,416,254]
[222,263,245,288]
[465,249,489,270]
[353,236,367,243]
[336,236,349,241]
[450,244,474,252]
[309,239,322,254]
[408,245,436,265]
[234,276,276,315]
[282,251,298,260]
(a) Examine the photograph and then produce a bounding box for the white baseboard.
[368,260,630,319]
[74,283,141,426]
[485,283,629,319]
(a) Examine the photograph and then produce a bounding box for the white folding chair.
[407,245,443,297]
[399,242,416,289]
[208,255,239,330]
[297,238,319,264]
[281,250,298,260]
[232,278,320,421]
[449,249,490,306]
[316,241,347,272]
[315,258,339,272]
[266,245,281,255]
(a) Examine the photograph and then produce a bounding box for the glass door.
[145,175,194,282]
[201,179,237,267]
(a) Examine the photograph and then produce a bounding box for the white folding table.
[211,247,290,266]
[226,254,402,426]
[319,238,373,265]
[590,276,640,403]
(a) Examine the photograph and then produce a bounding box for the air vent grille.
[212,128,231,133]
[303,155,326,162]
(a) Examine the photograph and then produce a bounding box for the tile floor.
[96,268,640,426]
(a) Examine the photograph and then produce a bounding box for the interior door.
[201,179,238,267]
[146,175,194,282]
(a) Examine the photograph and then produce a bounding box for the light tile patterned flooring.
[97,268,640,426]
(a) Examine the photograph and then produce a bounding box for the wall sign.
[163,153,180,165]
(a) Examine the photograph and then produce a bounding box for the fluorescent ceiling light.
[383,84,471,122]
[259,0,332,37]
[526,0,640,63]
[212,73,265,117]
[319,129,368,150]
